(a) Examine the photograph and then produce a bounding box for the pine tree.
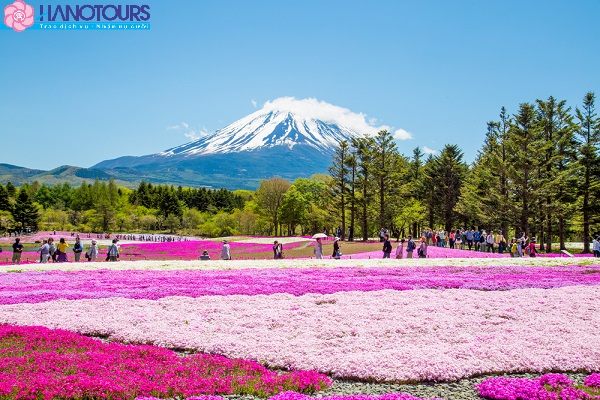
[328,140,350,240]
[12,189,40,230]
[426,145,467,231]
[373,130,400,230]
[536,96,577,251]
[5,182,16,198]
[0,185,11,212]
[506,103,542,236]
[352,136,375,240]
[575,92,600,253]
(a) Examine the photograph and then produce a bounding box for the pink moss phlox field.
[476,374,600,400]
[2,286,599,382]
[586,374,600,388]
[348,246,510,259]
[0,239,307,265]
[2,265,600,305]
[269,391,441,400]
[119,240,304,261]
[0,325,330,400]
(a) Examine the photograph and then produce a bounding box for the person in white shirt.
[221,240,231,260]
[593,236,600,258]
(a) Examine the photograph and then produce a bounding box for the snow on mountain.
[160,97,384,157]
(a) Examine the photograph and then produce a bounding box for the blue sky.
[1,0,599,170]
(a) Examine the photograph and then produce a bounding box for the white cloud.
[251,99,257,108]
[166,122,209,141]
[184,127,210,141]
[166,122,189,131]
[260,97,407,138]
[423,146,438,155]
[394,129,413,140]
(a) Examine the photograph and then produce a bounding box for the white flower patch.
[1,286,598,382]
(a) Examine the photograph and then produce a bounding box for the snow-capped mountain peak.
[160,97,382,157]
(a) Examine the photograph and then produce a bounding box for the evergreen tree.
[352,136,375,240]
[0,185,11,212]
[427,145,467,231]
[5,182,16,198]
[373,130,400,230]
[158,189,182,218]
[12,189,40,230]
[536,96,577,251]
[346,148,357,241]
[328,140,350,240]
[506,103,542,236]
[575,92,600,253]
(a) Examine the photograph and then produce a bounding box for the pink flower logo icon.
[4,0,34,32]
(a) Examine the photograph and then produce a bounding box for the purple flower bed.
[0,240,307,265]
[476,374,600,400]
[0,325,330,400]
[1,265,599,305]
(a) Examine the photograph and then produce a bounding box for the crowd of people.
[5,235,121,265]
[417,228,541,257]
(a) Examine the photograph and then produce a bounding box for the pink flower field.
[0,236,599,400]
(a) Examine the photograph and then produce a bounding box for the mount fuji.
[92,98,391,189]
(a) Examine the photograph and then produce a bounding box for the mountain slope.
[158,109,361,158]
[92,98,377,188]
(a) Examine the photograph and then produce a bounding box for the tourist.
[473,229,481,251]
[199,250,210,261]
[466,229,474,250]
[526,237,537,257]
[455,233,463,249]
[11,238,23,265]
[314,238,323,259]
[332,237,341,259]
[496,230,505,254]
[273,240,283,259]
[37,239,50,263]
[57,238,69,262]
[382,234,392,258]
[593,236,600,258]
[221,240,231,260]
[87,240,99,261]
[479,230,486,251]
[439,230,446,247]
[418,236,428,258]
[510,238,519,258]
[406,235,415,258]
[486,231,495,253]
[73,237,84,262]
[48,238,57,262]
[396,238,405,259]
[107,239,120,262]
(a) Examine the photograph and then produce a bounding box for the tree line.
[327,91,600,253]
